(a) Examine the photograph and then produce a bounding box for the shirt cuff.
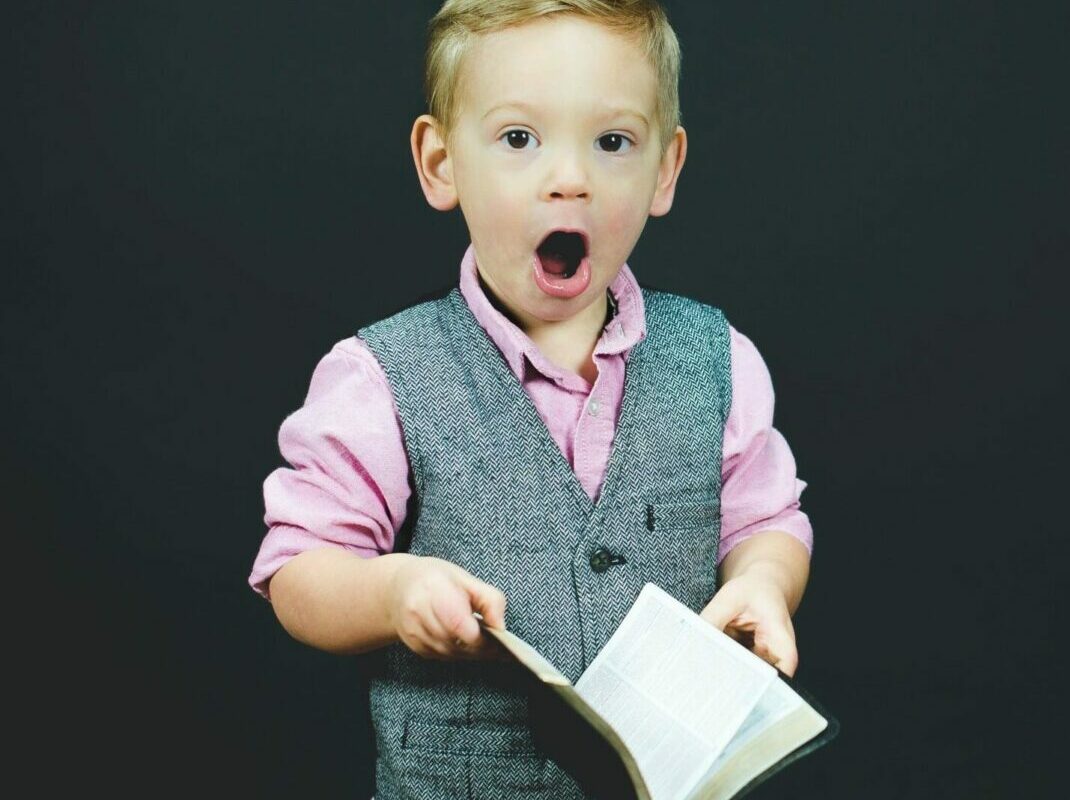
[247,524,381,602]
[716,508,813,566]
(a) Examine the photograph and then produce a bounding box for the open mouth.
[536,230,588,279]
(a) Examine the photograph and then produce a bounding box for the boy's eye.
[597,133,633,154]
[501,129,537,150]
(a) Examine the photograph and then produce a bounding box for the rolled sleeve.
[717,327,813,564]
[247,337,412,601]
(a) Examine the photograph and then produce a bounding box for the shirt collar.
[457,242,647,385]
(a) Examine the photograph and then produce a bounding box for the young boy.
[249,1,812,797]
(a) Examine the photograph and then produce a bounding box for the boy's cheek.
[597,206,646,257]
[468,195,526,239]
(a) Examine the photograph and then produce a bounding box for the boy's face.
[412,15,686,330]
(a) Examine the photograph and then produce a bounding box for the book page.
[686,678,828,800]
[574,584,776,800]
[704,677,800,768]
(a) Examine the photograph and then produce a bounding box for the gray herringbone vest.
[358,285,731,800]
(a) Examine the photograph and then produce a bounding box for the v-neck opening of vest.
[444,288,641,522]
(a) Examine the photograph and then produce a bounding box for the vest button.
[589,547,611,573]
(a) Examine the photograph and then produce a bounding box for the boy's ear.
[411,114,458,211]
[648,125,688,217]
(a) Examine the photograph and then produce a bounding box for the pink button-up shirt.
[249,244,812,600]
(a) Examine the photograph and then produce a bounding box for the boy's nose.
[549,185,589,201]
[542,153,590,202]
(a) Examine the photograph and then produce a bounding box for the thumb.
[758,619,799,677]
[458,573,507,630]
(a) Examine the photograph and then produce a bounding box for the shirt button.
[616,322,625,338]
[588,399,601,417]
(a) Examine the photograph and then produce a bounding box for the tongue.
[532,251,591,299]
[539,251,569,276]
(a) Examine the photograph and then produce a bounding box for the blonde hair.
[424,0,682,155]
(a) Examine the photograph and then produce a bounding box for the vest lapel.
[444,288,644,525]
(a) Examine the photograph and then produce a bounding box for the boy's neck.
[477,272,613,385]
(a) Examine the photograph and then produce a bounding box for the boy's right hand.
[387,555,509,661]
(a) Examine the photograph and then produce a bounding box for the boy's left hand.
[700,571,798,677]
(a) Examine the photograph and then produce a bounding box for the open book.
[480,583,838,800]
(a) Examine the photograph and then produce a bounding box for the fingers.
[396,590,454,660]
[448,570,508,660]
[699,578,800,676]
[396,615,448,660]
[410,563,507,661]
[392,562,472,660]
[699,584,745,632]
[430,582,482,648]
[462,574,508,630]
[391,556,511,661]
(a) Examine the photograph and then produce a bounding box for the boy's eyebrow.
[482,101,649,127]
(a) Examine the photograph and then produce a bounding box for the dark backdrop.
[5,1,1067,797]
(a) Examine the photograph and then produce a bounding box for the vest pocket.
[383,749,464,799]
[649,498,720,533]
[641,499,720,602]
[397,719,551,800]
[402,719,538,756]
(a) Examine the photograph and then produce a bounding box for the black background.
[5,1,1067,797]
